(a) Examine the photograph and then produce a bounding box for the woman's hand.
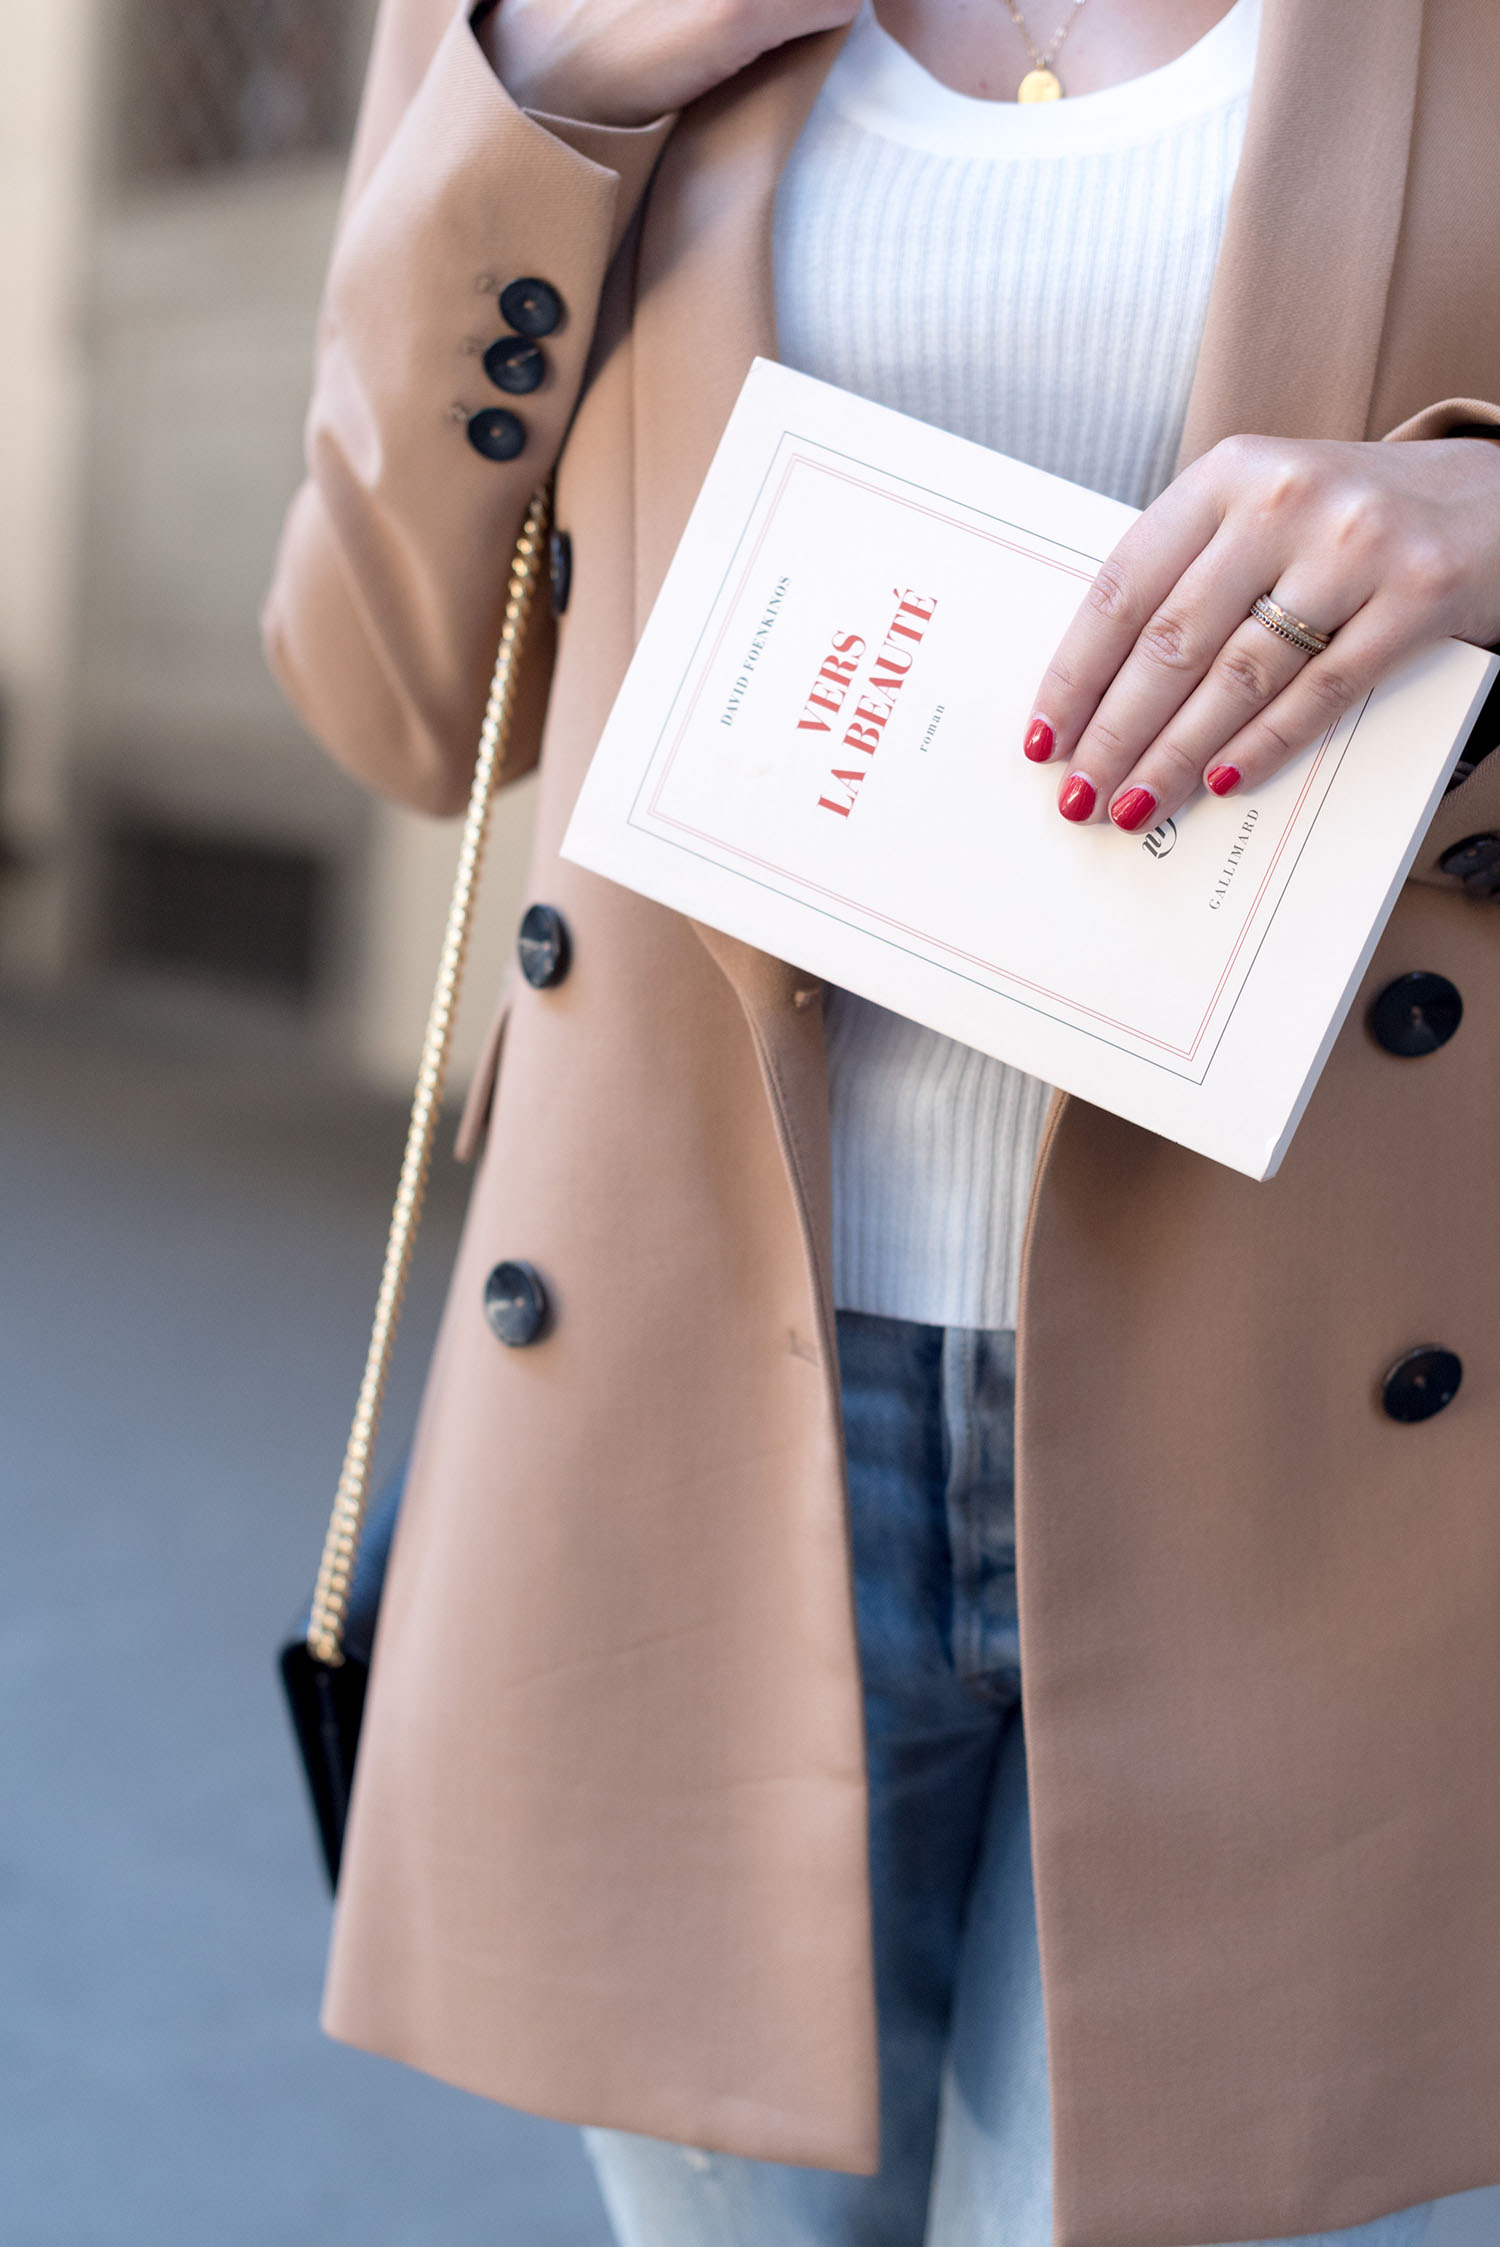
[479,0,859,129]
[1023,433,1500,829]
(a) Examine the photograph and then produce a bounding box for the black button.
[483,1260,548,1347]
[1381,1346,1462,1424]
[466,407,526,462]
[483,334,545,395]
[1440,831,1500,891]
[499,277,564,339]
[549,529,572,617]
[1367,971,1463,1058]
[517,902,570,989]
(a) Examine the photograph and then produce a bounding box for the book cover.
[563,359,1498,1179]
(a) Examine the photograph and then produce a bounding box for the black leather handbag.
[279,490,549,1890]
[279,1463,403,1887]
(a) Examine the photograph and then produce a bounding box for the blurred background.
[0,5,1495,2245]
[0,2,602,2241]
[0,0,534,1085]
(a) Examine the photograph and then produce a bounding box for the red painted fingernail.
[1206,764,1242,796]
[1023,717,1055,762]
[1110,786,1158,833]
[1058,773,1096,822]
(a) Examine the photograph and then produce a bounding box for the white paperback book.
[562,359,1498,1179]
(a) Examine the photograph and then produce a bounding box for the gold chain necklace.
[1001,0,1089,100]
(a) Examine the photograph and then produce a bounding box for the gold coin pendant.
[1017,65,1064,101]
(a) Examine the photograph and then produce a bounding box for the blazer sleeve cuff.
[1381,396,1500,443]
[266,4,669,808]
[525,107,678,259]
[468,1,676,255]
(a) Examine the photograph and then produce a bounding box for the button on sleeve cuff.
[264,4,651,809]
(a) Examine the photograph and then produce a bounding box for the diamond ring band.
[1249,595,1334,656]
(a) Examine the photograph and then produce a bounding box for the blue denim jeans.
[586,1312,1436,2247]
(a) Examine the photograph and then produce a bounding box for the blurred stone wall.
[0,0,533,1092]
[0,0,93,981]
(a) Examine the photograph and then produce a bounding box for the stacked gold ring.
[1250,594,1333,656]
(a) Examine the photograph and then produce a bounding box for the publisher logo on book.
[1142,818,1176,859]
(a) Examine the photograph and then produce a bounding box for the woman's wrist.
[474,0,656,128]
[474,0,580,122]
[474,0,860,134]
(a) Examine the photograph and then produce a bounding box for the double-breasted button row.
[1381,1346,1463,1424]
[1367,970,1463,1057]
[467,276,565,464]
[1440,830,1500,895]
[480,905,573,1344]
[483,1259,548,1347]
[1367,967,1467,1420]
[517,901,570,989]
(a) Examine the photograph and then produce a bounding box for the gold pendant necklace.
[1002,0,1088,99]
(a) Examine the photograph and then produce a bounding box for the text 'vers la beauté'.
[797,587,939,817]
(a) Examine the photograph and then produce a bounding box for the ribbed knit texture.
[773,0,1258,1328]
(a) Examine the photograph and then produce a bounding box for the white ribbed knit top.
[773,0,1259,1329]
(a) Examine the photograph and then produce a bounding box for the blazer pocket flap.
[455,980,515,1163]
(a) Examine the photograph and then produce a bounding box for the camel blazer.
[264,5,1500,2241]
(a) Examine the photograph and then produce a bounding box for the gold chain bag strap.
[279,488,550,1888]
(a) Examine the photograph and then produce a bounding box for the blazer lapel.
[630,26,849,627]
[629,27,851,1051]
[1177,0,1425,460]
